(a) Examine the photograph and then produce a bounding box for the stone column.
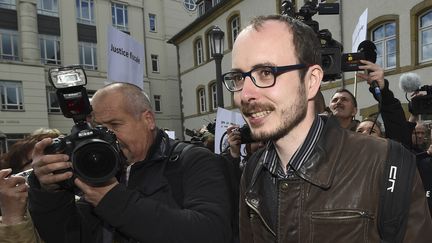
[18,0,39,64]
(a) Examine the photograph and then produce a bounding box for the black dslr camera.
[45,65,124,189]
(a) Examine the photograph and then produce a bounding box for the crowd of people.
[1,13,432,243]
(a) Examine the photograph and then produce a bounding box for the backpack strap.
[378,139,417,243]
[165,141,195,207]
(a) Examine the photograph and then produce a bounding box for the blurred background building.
[2,0,432,152]
[0,0,196,153]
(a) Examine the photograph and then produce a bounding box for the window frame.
[371,21,397,70]
[149,13,157,32]
[183,0,196,12]
[154,95,161,113]
[111,2,128,31]
[197,87,207,113]
[0,0,16,10]
[228,14,240,49]
[194,38,204,66]
[419,10,432,63]
[0,81,24,111]
[78,41,98,70]
[76,0,95,25]
[0,29,20,61]
[210,82,217,111]
[39,34,61,65]
[151,54,159,73]
[37,0,59,17]
[47,88,61,113]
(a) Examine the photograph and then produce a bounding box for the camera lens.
[321,54,333,71]
[72,139,120,186]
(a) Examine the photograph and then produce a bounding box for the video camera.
[45,65,125,190]
[411,85,432,115]
[281,0,369,81]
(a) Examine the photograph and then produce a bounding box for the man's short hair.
[247,15,321,80]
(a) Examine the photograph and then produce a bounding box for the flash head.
[49,65,87,89]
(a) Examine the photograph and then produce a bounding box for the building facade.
[170,0,432,142]
[0,0,196,153]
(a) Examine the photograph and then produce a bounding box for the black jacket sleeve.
[369,79,412,148]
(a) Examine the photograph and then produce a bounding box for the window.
[79,42,97,70]
[419,10,432,62]
[195,38,204,65]
[183,0,196,11]
[0,29,19,61]
[0,0,16,9]
[149,14,156,32]
[37,0,58,17]
[198,88,207,113]
[76,0,95,25]
[112,3,128,31]
[154,95,161,112]
[210,83,217,110]
[212,0,221,7]
[229,15,240,48]
[197,2,205,17]
[151,54,159,73]
[47,89,60,113]
[372,22,396,69]
[0,81,23,110]
[39,34,61,64]
[207,32,213,60]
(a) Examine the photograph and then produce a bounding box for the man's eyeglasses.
[222,64,307,92]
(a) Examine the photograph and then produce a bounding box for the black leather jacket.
[239,116,432,243]
[29,129,232,243]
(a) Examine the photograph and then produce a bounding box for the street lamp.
[209,25,225,108]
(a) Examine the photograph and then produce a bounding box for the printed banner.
[107,26,145,89]
[352,9,368,52]
[214,108,246,154]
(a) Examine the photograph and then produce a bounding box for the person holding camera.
[223,14,432,242]
[28,83,233,243]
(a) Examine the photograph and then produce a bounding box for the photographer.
[28,83,233,243]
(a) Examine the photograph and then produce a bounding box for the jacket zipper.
[311,210,374,220]
[245,198,276,236]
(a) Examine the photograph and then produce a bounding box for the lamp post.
[209,25,225,108]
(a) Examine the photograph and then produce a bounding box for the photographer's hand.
[74,177,118,207]
[32,138,73,191]
[357,60,385,89]
[227,125,241,158]
[0,168,28,225]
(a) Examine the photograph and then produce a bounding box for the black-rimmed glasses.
[222,64,307,92]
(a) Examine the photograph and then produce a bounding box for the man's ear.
[140,110,157,130]
[306,64,323,100]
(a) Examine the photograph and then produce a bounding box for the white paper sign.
[352,9,368,52]
[214,108,246,154]
[107,26,145,89]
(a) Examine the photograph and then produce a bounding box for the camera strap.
[165,141,195,207]
[378,139,417,243]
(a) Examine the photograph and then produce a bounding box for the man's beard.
[250,83,308,142]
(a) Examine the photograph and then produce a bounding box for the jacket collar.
[250,115,345,190]
[294,115,345,189]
